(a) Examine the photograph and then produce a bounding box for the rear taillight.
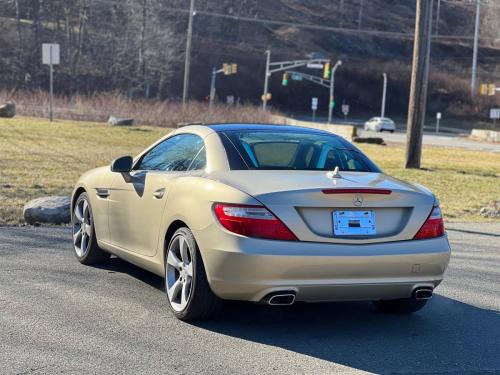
[213,203,298,241]
[414,206,445,240]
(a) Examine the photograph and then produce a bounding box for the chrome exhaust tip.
[414,288,433,300]
[266,293,296,306]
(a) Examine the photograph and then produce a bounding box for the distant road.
[0,223,499,374]
[294,115,500,152]
[362,129,500,152]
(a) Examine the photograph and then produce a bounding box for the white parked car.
[364,117,396,133]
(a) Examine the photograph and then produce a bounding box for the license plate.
[333,210,376,236]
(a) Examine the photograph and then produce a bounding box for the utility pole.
[182,0,195,107]
[405,0,433,169]
[339,0,344,27]
[262,50,271,111]
[328,60,342,124]
[209,67,217,111]
[471,0,480,96]
[358,0,364,30]
[381,72,387,118]
[435,0,441,36]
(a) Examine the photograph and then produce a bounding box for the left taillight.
[213,203,298,241]
[414,206,445,240]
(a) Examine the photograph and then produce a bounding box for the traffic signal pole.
[405,0,433,169]
[328,60,342,124]
[262,50,271,111]
[261,50,331,111]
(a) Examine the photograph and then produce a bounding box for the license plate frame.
[333,210,376,236]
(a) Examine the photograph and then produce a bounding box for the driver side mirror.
[111,155,133,173]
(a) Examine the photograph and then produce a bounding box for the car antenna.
[326,166,342,179]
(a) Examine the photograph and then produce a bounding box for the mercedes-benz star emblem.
[353,195,363,207]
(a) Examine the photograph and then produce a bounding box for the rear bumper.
[193,226,451,302]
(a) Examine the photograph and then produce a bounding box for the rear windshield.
[219,130,380,172]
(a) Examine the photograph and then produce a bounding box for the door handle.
[153,188,166,199]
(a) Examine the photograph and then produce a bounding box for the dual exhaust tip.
[264,292,296,306]
[414,287,433,300]
[263,287,433,305]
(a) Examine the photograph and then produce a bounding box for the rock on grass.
[23,196,71,225]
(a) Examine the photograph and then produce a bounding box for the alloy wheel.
[73,198,92,257]
[165,234,194,312]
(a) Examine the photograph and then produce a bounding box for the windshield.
[220,130,380,172]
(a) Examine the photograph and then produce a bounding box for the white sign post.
[342,104,350,120]
[42,43,60,122]
[436,112,442,133]
[490,108,500,126]
[311,97,318,122]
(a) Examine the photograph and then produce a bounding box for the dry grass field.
[0,116,499,224]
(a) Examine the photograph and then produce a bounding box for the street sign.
[42,43,60,65]
[307,63,324,69]
[311,97,318,110]
[291,74,303,81]
[42,43,60,122]
[342,104,349,116]
[436,112,442,120]
[226,95,235,105]
[489,108,500,119]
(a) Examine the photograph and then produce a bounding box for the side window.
[137,134,205,171]
[188,147,206,171]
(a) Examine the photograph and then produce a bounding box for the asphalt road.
[1,223,499,374]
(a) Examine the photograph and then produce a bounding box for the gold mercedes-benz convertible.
[71,123,450,321]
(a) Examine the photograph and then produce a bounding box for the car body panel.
[72,123,451,303]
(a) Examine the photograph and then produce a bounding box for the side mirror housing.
[111,155,133,173]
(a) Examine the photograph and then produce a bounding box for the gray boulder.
[23,196,71,224]
[108,116,134,126]
[479,201,500,218]
[0,101,16,118]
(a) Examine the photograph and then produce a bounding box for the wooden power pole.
[405,0,434,169]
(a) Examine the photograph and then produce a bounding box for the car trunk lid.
[207,170,434,243]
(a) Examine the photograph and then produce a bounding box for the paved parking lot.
[0,223,499,374]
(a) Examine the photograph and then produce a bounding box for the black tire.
[373,297,428,314]
[165,227,223,321]
[72,192,110,265]
[390,130,394,133]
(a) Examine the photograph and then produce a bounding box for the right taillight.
[414,206,445,240]
[213,203,298,241]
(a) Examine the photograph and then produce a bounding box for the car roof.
[206,123,335,135]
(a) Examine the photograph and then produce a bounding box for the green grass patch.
[0,116,499,224]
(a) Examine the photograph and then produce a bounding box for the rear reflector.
[322,188,392,195]
[214,203,298,241]
[414,206,445,240]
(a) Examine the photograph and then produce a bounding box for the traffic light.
[488,83,496,96]
[282,73,289,86]
[231,63,237,74]
[323,62,331,79]
[480,84,488,96]
[330,96,335,109]
[223,63,231,75]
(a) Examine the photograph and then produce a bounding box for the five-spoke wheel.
[164,227,222,321]
[71,192,109,265]
[73,198,92,257]
[166,234,194,312]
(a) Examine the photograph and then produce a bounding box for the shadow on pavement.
[98,257,500,374]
